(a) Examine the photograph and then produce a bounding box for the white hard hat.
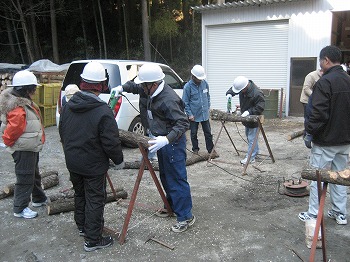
[65,84,80,101]
[80,61,107,83]
[134,63,165,84]
[232,76,249,93]
[191,65,206,80]
[8,70,40,87]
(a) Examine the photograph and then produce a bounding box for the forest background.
[0,0,218,79]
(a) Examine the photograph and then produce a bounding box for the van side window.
[164,73,182,90]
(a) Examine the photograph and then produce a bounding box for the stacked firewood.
[0,73,12,94]
[35,72,65,84]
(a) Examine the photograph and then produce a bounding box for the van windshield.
[62,63,121,94]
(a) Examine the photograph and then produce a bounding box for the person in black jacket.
[226,76,265,164]
[59,61,124,251]
[114,80,158,161]
[298,45,350,225]
[112,63,195,233]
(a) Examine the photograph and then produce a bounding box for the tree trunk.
[92,0,102,58]
[78,0,88,58]
[50,0,59,63]
[47,190,128,215]
[10,11,25,63]
[28,0,41,60]
[97,0,107,58]
[122,1,129,59]
[15,0,34,63]
[141,0,151,61]
[5,16,16,58]
[301,168,350,186]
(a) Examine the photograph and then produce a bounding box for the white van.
[56,60,185,135]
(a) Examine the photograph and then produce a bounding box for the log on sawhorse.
[302,170,327,262]
[209,109,275,175]
[301,168,350,261]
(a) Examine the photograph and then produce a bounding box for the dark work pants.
[190,120,214,153]
[70,172,107,244]
[157,134,193,222]
[12,151,47,213]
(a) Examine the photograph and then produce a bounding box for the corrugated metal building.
[192,0,350,116]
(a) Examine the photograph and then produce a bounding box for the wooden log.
[2,171,59,196]
[301,168,350,186]
[48,187,125,202]
[47,190,128,215]
[287,129,304,141]
[41,170,59,178]
[210,109,260,123]
[41,174,59,190]
[122,151,219,170]
[48,190,75,202]
[3,184,14,195]
[124,161,159,171]
[0,191,11,200]
[118,129,150,148]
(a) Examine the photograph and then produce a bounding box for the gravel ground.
[0,117,349,262]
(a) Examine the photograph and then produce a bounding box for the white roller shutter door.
[206,20,288,111]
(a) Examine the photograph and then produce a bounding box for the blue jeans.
[307,144,350,217]
[245,127,259,159]
[190,120,214,153]
[157,134,193,222]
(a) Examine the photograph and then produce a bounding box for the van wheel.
[123,117,145,148]
[128,116,145,135]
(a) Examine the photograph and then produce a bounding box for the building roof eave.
[191,0,307,12]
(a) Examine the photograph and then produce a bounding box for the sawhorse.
[208,116,275,175]
[117,143,172,244]
[309,170,327,262]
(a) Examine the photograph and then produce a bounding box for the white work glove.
[241,110,250,117]
[226,94,232,100]
[111,85,123,96]
[148,136,169,153]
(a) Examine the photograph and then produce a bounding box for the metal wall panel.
[206,20,288,113]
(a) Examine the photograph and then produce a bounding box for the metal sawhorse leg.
[309,170,327,262]
[118,143,172,244]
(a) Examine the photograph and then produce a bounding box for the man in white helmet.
[0,70,47,219]
[182,65,215,155]
[112,63,195,233]
[226,76,265,164]
[59,61,124,251]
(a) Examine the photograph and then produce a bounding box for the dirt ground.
[0,117,350,262]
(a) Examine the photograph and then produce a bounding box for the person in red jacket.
[0,70,47,219]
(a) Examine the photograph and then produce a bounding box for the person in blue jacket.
[182,65,214,154]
